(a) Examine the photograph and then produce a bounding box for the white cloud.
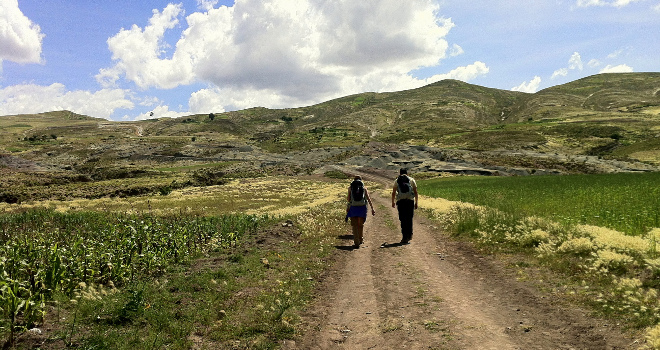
[0,0,44,66]
[552,68,568,80]
[424,61,489,84]
[189,89,227,113]
[587,59,601,68]
[576,0,645,7]
[568,52,583,70]
[186,61,490,113]
[99,0,459,111]
[189,86,304,112]
[599,64,634,73]
[550,52,583,80]
[133,104,187,121]
[449,44,464,57]
[98,4,195,89]
[607,48,625,59]
[196,0,219,11]
[0,83,133,119]
[576,0,599,5]
[135,95,160,107]
[511,76,542,93]
[96,66,123,88]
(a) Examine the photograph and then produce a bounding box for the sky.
[1,0,659,121]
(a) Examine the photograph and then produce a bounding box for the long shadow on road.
[378,241,406,248]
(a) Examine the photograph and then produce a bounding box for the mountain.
[1,73,660,185]
[181,73,660,159]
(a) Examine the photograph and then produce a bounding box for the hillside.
[1,73,660,202]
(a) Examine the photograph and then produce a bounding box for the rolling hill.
[1,72,660,202]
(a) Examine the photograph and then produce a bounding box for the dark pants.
[396,199,415,242]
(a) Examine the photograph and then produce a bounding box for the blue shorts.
[347,205,368,219]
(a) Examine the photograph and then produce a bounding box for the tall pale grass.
[422,199,660,344]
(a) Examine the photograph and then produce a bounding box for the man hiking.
[391,168,418,245]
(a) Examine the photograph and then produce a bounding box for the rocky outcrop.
[4,140,657,178]
[339,145,660,176]
[0,154,61,172]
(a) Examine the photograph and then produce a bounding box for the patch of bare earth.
[0,154,55,172]
[286,187,641,349]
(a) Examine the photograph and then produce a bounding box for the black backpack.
[397,175,412,194]
[350,179,365,203]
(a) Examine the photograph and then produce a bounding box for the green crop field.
[0,177,347,348]
[0,209,267,345]
[420,172,660,236]
[419,172,660,329]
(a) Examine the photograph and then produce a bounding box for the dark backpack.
[350,179,365,204]
[397,175,412,194]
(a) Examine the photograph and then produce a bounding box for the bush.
[323,170,349,179]
[0,192,22,204]
[644,324,660,349]
[159,186,173,196]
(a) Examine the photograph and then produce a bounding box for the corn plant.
[0,208,268,344]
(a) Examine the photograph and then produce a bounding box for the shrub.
[579,225,649,257]
[0,192,22,204]
[159,185,173,196]
[645,324,660,349]
[591,249,634,274]
[323,170,349,179]
[556,237,595,256]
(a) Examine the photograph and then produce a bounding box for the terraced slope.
[1,73,659,181]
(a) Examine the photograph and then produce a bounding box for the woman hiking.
[346,175,375,248]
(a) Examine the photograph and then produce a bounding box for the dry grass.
[0,177,347,217]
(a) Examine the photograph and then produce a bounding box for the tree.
[209,113,215,121]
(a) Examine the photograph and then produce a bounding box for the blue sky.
[1,0,659,121]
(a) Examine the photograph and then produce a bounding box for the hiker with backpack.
[391,168,418,245]
[347,175,375,248]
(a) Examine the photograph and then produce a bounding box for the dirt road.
[286,171,639,349]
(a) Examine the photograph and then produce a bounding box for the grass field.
[419,172,660,236]
[419,172,660,333]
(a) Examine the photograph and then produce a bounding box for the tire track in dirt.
[369,196,519,349]
[306,229,386,349]
[288,169,637,349]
